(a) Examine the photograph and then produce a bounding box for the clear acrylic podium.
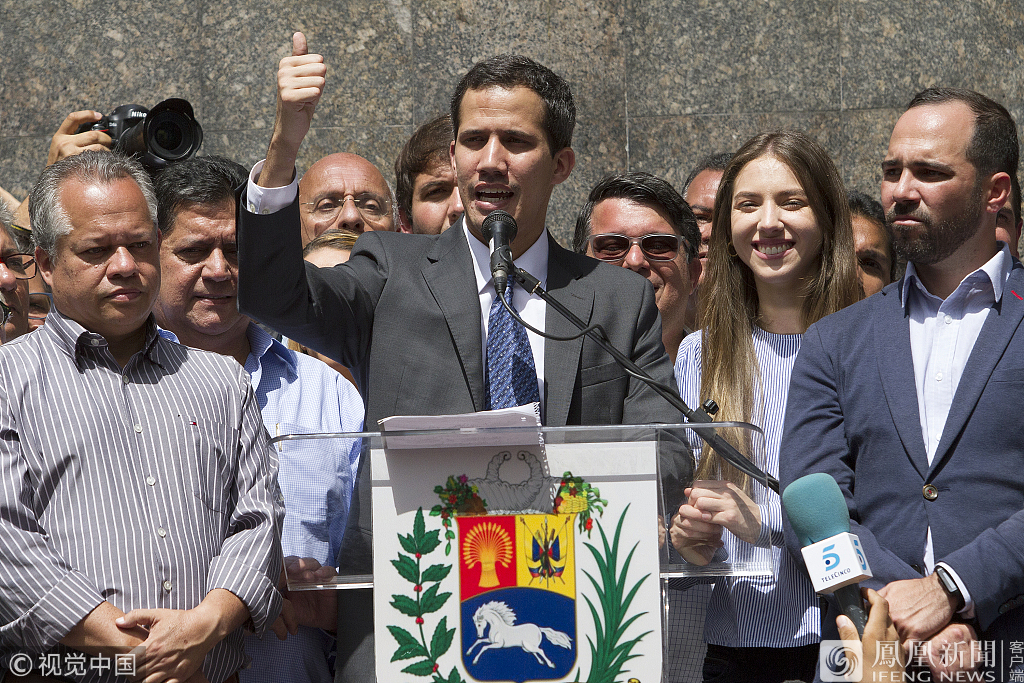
[269,422,775,591]
[270,422,775,683]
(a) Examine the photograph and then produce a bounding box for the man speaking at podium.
[237,33,682,681]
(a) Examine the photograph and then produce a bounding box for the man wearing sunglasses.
[0,205,31,342]
[573,172,701,360]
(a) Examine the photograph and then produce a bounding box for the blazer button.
[923,484,938,501]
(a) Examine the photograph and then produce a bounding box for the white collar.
[463,220,550,295]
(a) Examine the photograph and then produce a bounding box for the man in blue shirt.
[153,155,364,683]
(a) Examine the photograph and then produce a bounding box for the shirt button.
[935,372,943,381]
[146,475,156,486]
[944,315,952,324]
[923,484,939,501]
[162,580,173,592]
[134,424,143,433]
[157,527,167,538]
[122,375,130,385]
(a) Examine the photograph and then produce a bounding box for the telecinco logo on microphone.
[819,640,863,682]
[801,532,872,593]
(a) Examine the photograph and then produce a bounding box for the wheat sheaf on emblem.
[462,521,513,588]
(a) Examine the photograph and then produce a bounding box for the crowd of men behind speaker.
[0,33,1022,683]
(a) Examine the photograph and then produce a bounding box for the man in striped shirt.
[0,151,282,683]
[153,156,363,683]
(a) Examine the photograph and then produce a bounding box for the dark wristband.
[934,565,965,612]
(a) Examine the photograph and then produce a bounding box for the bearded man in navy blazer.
[237,33,682,682]
[780,88,1023,679]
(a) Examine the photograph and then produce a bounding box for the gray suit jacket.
[238,200,683,554]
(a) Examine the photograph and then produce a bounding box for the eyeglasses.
[301,193,393,223]
[0,300,10,326]
[0,253,36,279]
[588,233,685,263]
[28,292,52,322]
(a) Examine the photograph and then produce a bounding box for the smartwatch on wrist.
[934,565,965,612]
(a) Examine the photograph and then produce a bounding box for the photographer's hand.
[47,110,114,166]
[260,31,326,188]
[14,109,115,229]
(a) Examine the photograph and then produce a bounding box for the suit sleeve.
[779,322,922,588]
[236,197,384,376]
[622,277,682,426]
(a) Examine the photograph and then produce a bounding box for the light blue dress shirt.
[161,323,364,683]
[901,243,1012,616]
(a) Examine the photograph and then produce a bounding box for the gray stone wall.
[2,0,1022,246]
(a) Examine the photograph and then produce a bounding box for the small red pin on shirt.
[1013,290,1022,301]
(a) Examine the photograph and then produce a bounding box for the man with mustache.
[152,155,363,683]
[781,88,1024,680]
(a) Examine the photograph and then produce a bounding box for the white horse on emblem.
[466,601,572,667]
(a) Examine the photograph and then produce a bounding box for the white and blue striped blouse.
[674,326,820,648]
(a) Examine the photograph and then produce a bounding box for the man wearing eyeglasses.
[0,204,31,342]
[573,173,701,360]
[293,153,396,245]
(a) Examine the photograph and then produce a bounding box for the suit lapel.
[423,222,487,412]
[543,237,594,427]
[930,264,1024,474]
[876,283,930,477]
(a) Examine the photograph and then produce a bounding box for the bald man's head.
[297,153,395,244]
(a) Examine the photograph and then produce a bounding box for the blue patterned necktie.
[485,280,540,410]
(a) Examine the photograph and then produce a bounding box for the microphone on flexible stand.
[481,210,518,295]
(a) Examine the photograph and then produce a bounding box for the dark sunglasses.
[588,233,684,262]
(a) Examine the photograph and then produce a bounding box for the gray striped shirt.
[0,309,283,682]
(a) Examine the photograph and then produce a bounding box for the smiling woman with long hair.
[671,130,859,683]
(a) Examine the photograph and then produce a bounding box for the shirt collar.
[464,220,549,296]
[47,307,162,368]
[901,242,1012,310]
[246,321,295,370]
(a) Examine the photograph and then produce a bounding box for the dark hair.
[450,54,575,155]
[155,156,248,236]
[907,88,1019,180]
[683,152,734,193]
[848,190,897,283]
[395,115,453,218]
[847,190,884,226]
[572,172,699,260]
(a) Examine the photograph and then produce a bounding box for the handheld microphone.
[782,472,870,636]
[481,210,518,295]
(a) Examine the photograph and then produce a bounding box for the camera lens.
[148,111,195,159]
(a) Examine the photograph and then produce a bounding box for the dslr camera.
[76,98,203,172]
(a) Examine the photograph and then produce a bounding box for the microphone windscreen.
[481,210,518,243]
[782,472,851,547]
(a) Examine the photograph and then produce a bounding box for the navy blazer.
[780,264,1024,640]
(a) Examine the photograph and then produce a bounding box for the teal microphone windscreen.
[782,472,851,547]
